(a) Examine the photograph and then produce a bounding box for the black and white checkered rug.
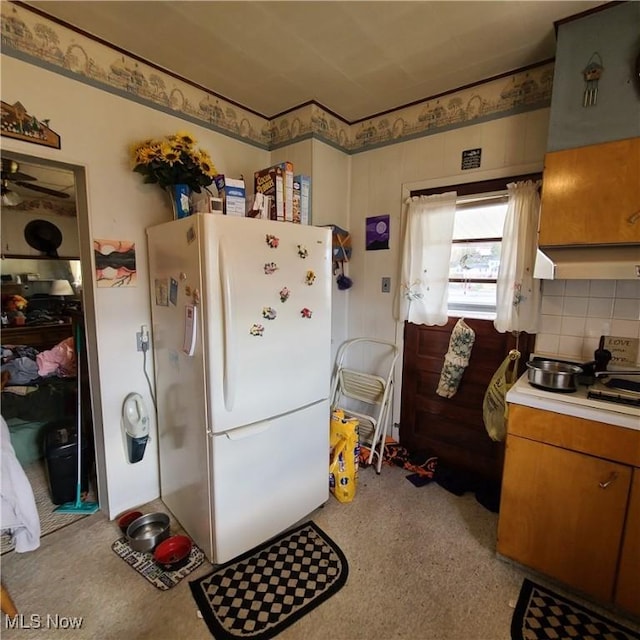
[511,579,640,640]
[190,521,348,640]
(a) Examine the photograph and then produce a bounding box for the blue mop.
[55,321,99,515]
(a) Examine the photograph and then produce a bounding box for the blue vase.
[169,184,191,219]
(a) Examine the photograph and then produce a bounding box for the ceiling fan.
[1,158,71,203]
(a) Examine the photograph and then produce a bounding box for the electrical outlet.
[136,331,144,351]
[381,277,391,293]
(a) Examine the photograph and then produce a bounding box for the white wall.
[2,54,270,518]
[348,109,551,425]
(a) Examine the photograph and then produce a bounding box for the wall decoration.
[1,100,61,148]
[582,52,604,107]
[263,262,279,275]
[366,215,390,251]
[461,148,482,170]
[262,307,277,320]
[94,239,136,287]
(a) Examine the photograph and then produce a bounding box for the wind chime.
[582,52,604,107]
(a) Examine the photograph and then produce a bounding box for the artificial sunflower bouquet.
[130,131,217,193]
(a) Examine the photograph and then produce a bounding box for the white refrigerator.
[146,214,332,564]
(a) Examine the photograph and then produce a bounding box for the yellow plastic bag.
[329,409,360,503]
[482,350,520,442]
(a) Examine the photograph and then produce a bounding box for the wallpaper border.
[1,2,553,155]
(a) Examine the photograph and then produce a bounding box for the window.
[410,172,541,320]
[448,192,507,318]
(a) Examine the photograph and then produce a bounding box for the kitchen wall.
[1,53,270,518]
[536,279,640,366]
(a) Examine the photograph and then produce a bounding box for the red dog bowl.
[153,535,192,572]
[117,510,143,535]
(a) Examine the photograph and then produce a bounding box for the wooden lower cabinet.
[498,434,631,603]
[497,405,640,614]
[615,470,640,617]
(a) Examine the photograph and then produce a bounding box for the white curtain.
[494,180,541,334]
[396,192,457,326]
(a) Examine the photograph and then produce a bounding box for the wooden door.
[399,319,533,483]
[539,137,640,246]
[615,469,640,617]
[497,435,631,603]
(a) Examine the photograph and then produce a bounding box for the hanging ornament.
[582,52,603,107]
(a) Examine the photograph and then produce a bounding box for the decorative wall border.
[1,2,553,155]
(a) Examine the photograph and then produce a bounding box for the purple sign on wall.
[366,215,390,251]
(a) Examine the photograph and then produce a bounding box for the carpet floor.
[2,465,639,639]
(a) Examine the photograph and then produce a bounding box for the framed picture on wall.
[1,100,61,149]
[366,215,390,251]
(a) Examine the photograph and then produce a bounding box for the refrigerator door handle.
[219,244,236,412]
[224,420,272,440]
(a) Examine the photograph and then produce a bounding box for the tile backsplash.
[535,279,640,366]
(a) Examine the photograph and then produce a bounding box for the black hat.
[24,220,62,258]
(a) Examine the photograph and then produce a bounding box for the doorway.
[1,150,104,552]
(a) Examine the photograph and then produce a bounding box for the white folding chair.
[330,338,399,474]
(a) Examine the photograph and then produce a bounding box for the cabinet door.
[497,435,631,602]
[539,137,640,246]
[615,469,640,617]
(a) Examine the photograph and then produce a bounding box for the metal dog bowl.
[126,512,170,553]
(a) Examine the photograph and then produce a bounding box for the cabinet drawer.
[507,404,640,467]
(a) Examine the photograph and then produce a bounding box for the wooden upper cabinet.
[538,137,640,247]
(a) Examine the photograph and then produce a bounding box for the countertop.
[506,372,640,431]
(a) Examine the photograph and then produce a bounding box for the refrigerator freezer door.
[210,399,330,564]
[200,215,332,433]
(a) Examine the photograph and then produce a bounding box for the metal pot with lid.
[526,360,584,392]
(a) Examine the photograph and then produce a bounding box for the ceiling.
[24,0,609,123]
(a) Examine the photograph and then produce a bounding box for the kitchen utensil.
[117,510,143,535]
[153,535,193,571]
[126,512,170,553]
[526,360,583,392]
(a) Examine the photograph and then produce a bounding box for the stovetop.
[506,368,640,431]
[587,378,640,407]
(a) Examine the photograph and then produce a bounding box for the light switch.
[381,277,391,293]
